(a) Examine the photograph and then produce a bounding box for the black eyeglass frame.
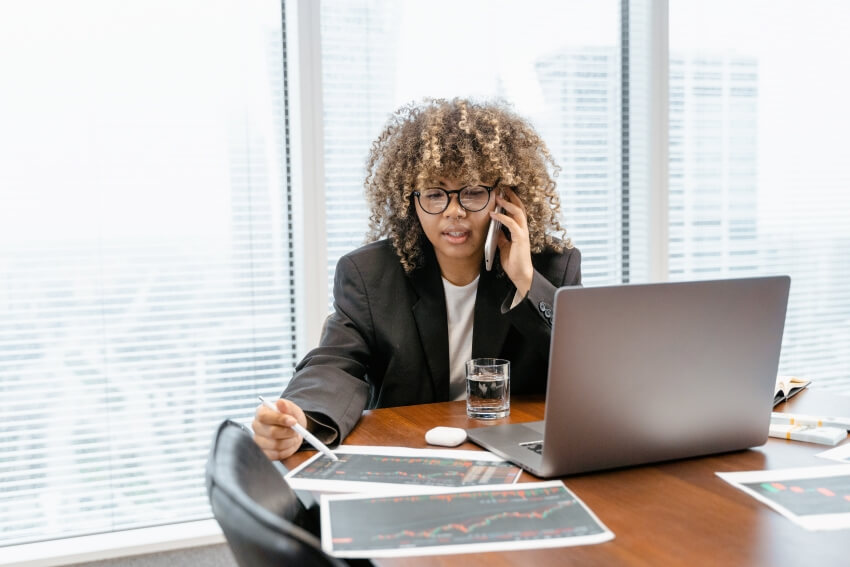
[411,179,501,215]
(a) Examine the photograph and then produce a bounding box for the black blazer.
[282,239,581,443]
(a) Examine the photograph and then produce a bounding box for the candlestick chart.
[327,484,606,552]
[296,453,521,487]
[743,473,850,516]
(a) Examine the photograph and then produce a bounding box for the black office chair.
[205,419,352,567]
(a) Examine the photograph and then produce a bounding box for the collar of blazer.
[409,245,512,402]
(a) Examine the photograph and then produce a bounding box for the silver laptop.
[466,276,790,478]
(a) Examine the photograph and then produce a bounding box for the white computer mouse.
[425,426,468,447]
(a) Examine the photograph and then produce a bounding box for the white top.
[442,275,479,400]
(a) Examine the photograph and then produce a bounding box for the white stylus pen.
[258,395,338,461]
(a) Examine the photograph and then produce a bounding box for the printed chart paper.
[717,465,850,530]
[286,445,522,493]
[320,481,614,558]
[817,443,850,464]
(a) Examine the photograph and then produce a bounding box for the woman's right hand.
[252,397,309,460]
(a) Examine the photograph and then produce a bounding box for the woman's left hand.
[492,188,534,298]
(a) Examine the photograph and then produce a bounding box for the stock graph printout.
[320,481,614,558]
[817,443,850,464]
[286,446,522,493]
[717,465,850,530]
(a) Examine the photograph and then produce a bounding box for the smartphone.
[484,194,504,271]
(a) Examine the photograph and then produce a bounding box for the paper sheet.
[285,445,522,493]
[320,480,614,558]
[716,465,850,530]
[817,442,850,464]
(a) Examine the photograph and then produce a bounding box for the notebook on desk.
[466,276,791,478]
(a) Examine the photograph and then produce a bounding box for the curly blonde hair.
[365,97,569,273]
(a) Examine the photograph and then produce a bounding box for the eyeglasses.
[412,180,499,215]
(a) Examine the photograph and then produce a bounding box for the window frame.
[1,0,670,563]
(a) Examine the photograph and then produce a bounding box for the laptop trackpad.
[466,420,545,447]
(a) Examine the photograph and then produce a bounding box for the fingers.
[254,432,303,461]
[275,398,308,427]
[252,397,308,460]
[491,188,534,296]
[255,401,297,428]
[490,191,528,244]
[252,417,302,460]
[254,397,307,427]
[252,414,296,439]
[497,187,526,215]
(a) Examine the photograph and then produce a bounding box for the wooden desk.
[284,390,850,566]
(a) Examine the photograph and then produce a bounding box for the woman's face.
[414,177,498,276]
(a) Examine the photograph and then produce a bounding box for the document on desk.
[816,442,850,464]
[285,446,522,493]
[320,480,614,558]
[717,465,850,530]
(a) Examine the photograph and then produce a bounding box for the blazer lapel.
[472,267,512,358]
[410,248,451,402]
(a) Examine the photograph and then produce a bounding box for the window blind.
[669,0,850,394]
[0,0,296,546]
[320,0,402,305]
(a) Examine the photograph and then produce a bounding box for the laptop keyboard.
[520,440,544,455]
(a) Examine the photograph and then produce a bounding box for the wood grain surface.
[283,390,850,566]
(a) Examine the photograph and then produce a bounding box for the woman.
[253,98,581,460]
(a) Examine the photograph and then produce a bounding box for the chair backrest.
[205,419,348,567]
